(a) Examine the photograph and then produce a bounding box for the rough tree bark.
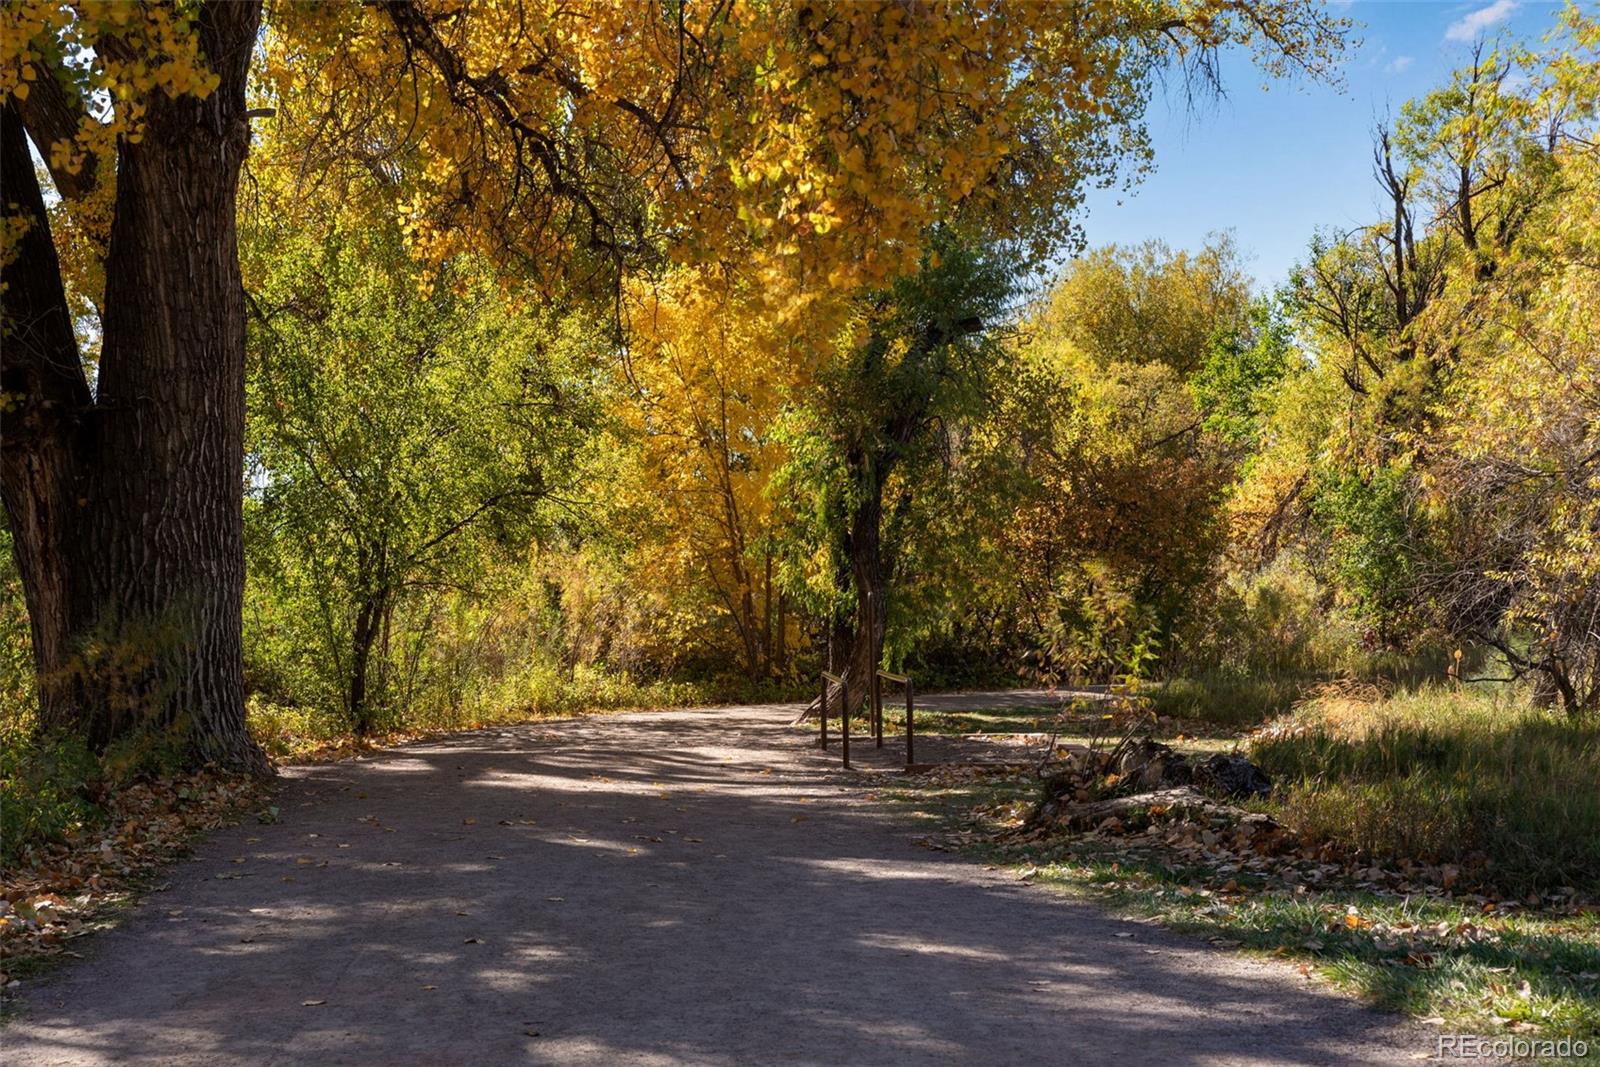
[0,2,269,772]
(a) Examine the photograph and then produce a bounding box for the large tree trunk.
[0,104,94,732]
[0,3,268,773]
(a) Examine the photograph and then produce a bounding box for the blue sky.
[1075,0,1569,289]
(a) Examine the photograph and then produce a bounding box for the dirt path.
[4,697,1428,1065]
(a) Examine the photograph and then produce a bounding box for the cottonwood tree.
[0,0,1345,768]
[775,233,1021,706]
[1245,12,1600,700]
[3,4,265,767]
[1416,17,1600,714]
[612,269,799,683]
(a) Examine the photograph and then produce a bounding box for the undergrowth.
[1253,685,1600,896]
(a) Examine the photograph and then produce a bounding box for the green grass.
[1130,671,1600,896]
[247,665,729,760]
[889,765,1600,1043]
[876,703,1071,736]
[1147,671,1308,727]
[874,702,1240,746]
[1252,685,1600,896]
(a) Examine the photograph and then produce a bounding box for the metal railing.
[876,670,915,769]
[818,670,848,768]
[819,668,916,771]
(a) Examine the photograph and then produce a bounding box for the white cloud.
[1445,0,1517,42]
[1385,55,1416,74]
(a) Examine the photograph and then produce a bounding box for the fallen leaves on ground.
[1017,796,1593,918]
[1,770,273,989]
[896,757,1600,1041]
[943,762,1590,923]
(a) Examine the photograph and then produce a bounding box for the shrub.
[0,730,104,866]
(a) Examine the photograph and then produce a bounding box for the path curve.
[5,697,1427,1065]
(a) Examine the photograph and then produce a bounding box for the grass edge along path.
[885,763,1600,1050]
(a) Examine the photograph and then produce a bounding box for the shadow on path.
[4,699,1425,1066]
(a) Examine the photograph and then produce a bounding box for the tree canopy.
[0,0,1350,766]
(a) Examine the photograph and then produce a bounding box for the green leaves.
[241,189,605,731]
[1190,295,1299,454]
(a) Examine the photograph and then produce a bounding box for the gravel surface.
[3,697,1429,1065]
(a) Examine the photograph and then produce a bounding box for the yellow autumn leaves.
[6,0,1348,315]
[255,0,1344,301]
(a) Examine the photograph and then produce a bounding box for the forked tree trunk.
[0,106,91,732]
[0,2,268,773]
[826,316,983,714]
[802,483,887,720]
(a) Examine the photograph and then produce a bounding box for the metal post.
[841,677,850,769]
[819,677,828,748]
[868,591,883,749]
[905,678,915,770]
[872,670,883,748]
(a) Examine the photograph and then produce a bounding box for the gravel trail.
[3,696,1428,1065]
